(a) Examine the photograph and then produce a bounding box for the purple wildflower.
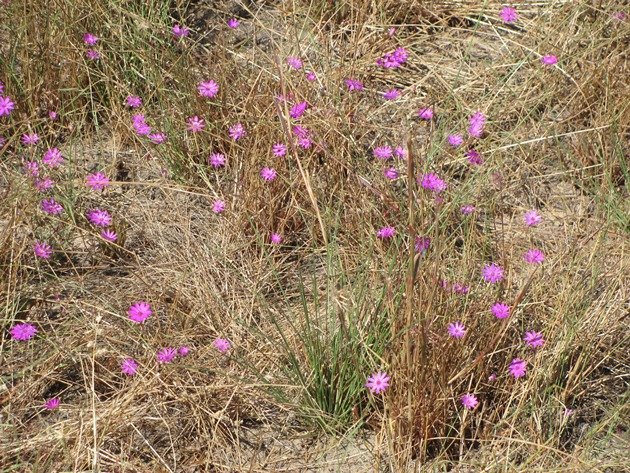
[42,148,64,168]
[373,146,393,160]
[40,198,63,215]
[376,47,408,68]
[121,358,138,376]
[415,236,431,253]
[21,133,40,146]
[465,149,484,166]
[395,146,407,159]
[157,347,177,364]
[0,96,15,117]
[541,55,558,66]
[461,205,476,215]
[126,95,142,108]
[44,398,60,410]
[33,241,53,259]
[524,331,545,348]
[260,167,277,182]
[377,226,396,239]
[417,107,434,120]
[419,173,447,193]
[213,338,231,353]
[83,33,98,45]
[100,229,117,242]
[491,302,510,320]
[198,80,219,98]
[10,322,38,341]
[448,321,466,339]
[468,111,486,138]
[48,111,58,120]
[227,18,240,29]
[85,172,110,191]
[345,78,364,91]
[35,177,54,192]
[290,101,308,119]
[286,56,303,70]
[382,89,401,100]
[509,358,527,378]
[306,71,317,81]
[461,393,478,410]
[148,133,166,144]
[209,153,226,168]
[447,134,463,147]
[187,116,205,133]
[523,249,545,264]
[86,208,112,227]
[228,123,246,141]
[212,200,226,214]
[128,301,152,323]
[172,24,190,39]
[500,6,518,23]
[270,233,283,244]
[178,346,190,357]
[482,263,504,283]
[365,371,390,394]
[85,49,100,60]
[452,283,470,295]
[384,167,399,180]
[273,143,287,157]
[524,210,542,226]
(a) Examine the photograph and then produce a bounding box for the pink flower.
[447,321,466,339]
[172,24,190,39]
[365,371,390,394]
[524,331,545,348]
[452,283,470,295]
[491,302,510,319]
[382,89,401,100]
[461,205,476,215]
[34,241,53,259]
[48,111,58,120]
[228,123,246,141]
[86,208,112,227]
[395,146,407,159]
[128,301,152,324]
[482,263,504,283]
[21,133,40,146]
[270,233,283,244]
[260,167,277,181]
[297,137,312,149]
[384,167,399,180]
[41,198,63,215]
[212,200,226,214]
[157,347,177,364]
[290,101,308,119]
[524,249,545,264]
[178,346,190,357]
[86,49,100,60]
[465,149,484,166]
[121,358,138,376]
[376,47,408,68]
[187,116,205,133]
[286,56,303,69]
[500,6,518,24]
[209,153,226,168]
[85,172,110,191]
[524,210,542,226]
[126,95,142,108]
[509,358,527,378]
[100,229,117,242]
[541,55,558,66]
[44,397,60,410]
[83,33,98,45]
[42,148,64,167]
[148,133,166,144]
[0,96,15,117]
[377,226,396,239]
[35,177,54,192]
[373,146,393,160]
[10,322,38,341]
[460,393,478,410]
[272,143,287,157]
[198,80,219,98]
[612,12,627,21]
[419,173,447,193]
[292,125,309,139]
[213,337,231,353]
[417,107,433,120]
[227,18,240,29]
[488,373,497,382]
[468,111,486,138]
[306,71,317,81]
[415,236,431,253]
[447,134,463,147]
[345,78,364,91]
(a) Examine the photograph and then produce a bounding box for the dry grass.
[1,0,629,471]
